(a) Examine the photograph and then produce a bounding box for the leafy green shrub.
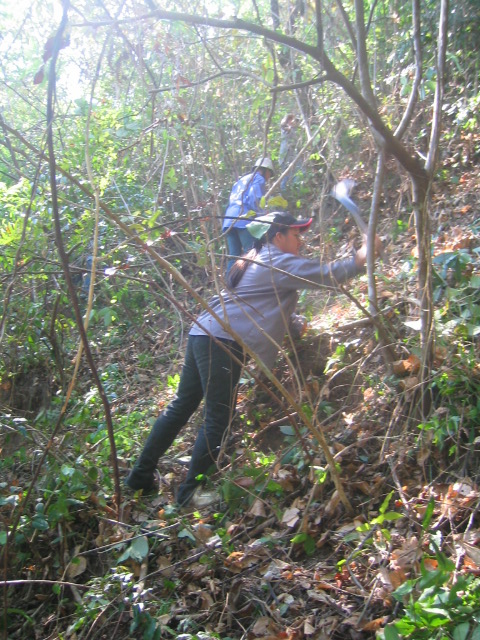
[221,451,285,511]
[379,551,480,640]
[418,348,480,458]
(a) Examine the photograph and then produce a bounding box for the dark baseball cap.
[247,211,313,239]
[270,211,313,229]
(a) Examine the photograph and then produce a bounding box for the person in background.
[126,212,380,508]
[222,156,275,273]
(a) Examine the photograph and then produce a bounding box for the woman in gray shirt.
[126,212,371,506]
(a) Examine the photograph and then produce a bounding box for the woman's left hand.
[354,235,383,267]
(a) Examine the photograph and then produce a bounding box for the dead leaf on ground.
[66,555,87,579]
[454,530,480,567]
[249,498,267,517]
[304,616,316,635]
[438,479,479,521]
[262,559,291,580]
[235,476,256,488]
[361,616,389,631]
[389,536,422,570]
[251,616,283,637]
[193,523,214,543]
[398,376,419,392]
[393,354,421,377]
[224,550,262,572]
[324,490,341,517]
[156,556,174,577]
[378,566,407,591]
[282,507,300,528]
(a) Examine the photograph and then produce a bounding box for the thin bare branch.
[426,0,449,176]
[395,0,423,139]
[354,0,378,110]
[272,73,327,92]
[335,0,357,50]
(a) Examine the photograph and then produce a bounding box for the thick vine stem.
[44,1,123,514]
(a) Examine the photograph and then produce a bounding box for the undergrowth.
[2,199,480,639]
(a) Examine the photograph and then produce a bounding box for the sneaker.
[190,487,221,508]
[124,469,159,495]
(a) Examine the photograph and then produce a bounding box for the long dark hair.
[226,221,290,289]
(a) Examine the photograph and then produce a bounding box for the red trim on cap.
[290,218,313,229]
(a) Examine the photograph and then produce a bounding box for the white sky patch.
[1,0,89,102]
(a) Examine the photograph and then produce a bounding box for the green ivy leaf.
[371,512,404,525]
[453,622,471,640]
[178,528,196,543]
[129,535,149,562]
[392,579,416,598]
[32,516,49,531]
[291,532,307,545]
[422,497,435,531]
[384,624,401,640]
[379,490,394,514]
[303,534,316,556]
[279,425,296,436]
[60,464,75,478]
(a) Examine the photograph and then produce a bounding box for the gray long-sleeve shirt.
[189,244,363,368]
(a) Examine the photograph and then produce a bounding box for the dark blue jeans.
[226,227,255,273]
[126,335,244,505]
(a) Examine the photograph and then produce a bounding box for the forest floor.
[2,162,480,639]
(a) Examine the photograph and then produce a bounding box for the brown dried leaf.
[398,376,419,391]
[262,559,291,580]
[224,550,260,572]
[66,556,87,579]
[324,490,341,517]
[249,498,267,518]
[156,556,174,578]
[361,617,389,631]
[378,567,407,591]
[251,616,282,637]
[195,590,215,609]
[393,354,420,377]
[390,537,422,570]
[439,480,479,519]
[281,507,300,528]
[304,617,316,635]
[235,476,256,488]
[193,524,214,543]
